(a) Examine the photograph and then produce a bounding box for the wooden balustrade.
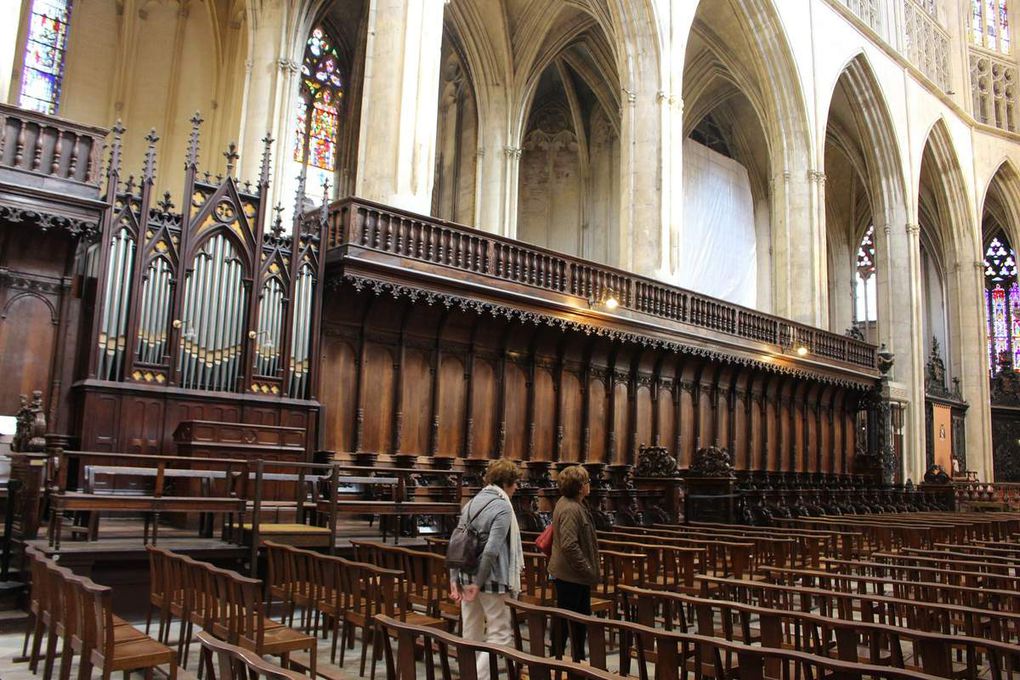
[327,197,877,370]
[0,103,106,191]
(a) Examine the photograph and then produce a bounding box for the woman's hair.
[558,465,589,499]
[485,458,522,488]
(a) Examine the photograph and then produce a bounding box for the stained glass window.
[19,0,73,114]
[293,27,342,194]
[971,0,1011,53]
[984,234,1020,373]
[854,225,878,324]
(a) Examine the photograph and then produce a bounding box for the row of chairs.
[23,546,177,680]
[260,540,449,679]
[146,546,317,677]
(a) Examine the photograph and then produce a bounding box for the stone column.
[882,221,926,483]
[959,260,995,479]
[236,0,301,208]
[502,145,522,238]
[617,89,665,278]
[771,168,825,325]
[472,89,511,234]
[355,0,445,215]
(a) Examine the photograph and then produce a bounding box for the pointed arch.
[918,118,974,265]
[981,159,1020,251]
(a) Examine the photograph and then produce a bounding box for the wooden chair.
[76,578,178,680]
[216,563,318,678]
[198,631,306,680]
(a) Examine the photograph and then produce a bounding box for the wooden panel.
[401,348,431,455]
[612,381,628,463]
[504,363,528,459]
[532,366,555,460]
[437,354,465,456]
[0,293,57,414]
[470,358,496,457]
[559,372,582,461]
[321,336,356,452]
[656,386,675,451]
[361,343,394,454]
[635,384,653,452]
[586,378,606,462]
[119,397,163,453]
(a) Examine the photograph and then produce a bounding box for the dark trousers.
[553,579,591,661]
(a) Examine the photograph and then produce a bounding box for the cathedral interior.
[2,0,1020,678]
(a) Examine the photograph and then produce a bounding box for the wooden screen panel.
[320,336,356,452]
[470,358,496,457]
[400,348,431,455]
[437,354,465,456]
[361,343,395,454]
[119,397,164,453]
[532,366,555,460]
[80,392,120,451]
[612,381,628,463]
[0,293,57,415]
[503,363,528,459]
[656,385,675,451]
[586,378,606,462]
[635,383,653,452]
[559,372,582,461]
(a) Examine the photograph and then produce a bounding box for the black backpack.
[445,496,500,574]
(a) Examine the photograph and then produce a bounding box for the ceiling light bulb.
[796,346,809,357]
[604,296,619,310]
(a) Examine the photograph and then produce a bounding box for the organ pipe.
[288,264,314,398]
[96,227,135,380]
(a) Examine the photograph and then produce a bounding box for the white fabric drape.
[679,139,757,308]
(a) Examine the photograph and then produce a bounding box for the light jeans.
[460,591,513,680]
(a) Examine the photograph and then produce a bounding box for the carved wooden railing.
[0,103,106,191]
[326,198,878,371]
[955,481,1020,510]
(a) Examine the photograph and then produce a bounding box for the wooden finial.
[271,203,285,238]
[186,112,204,169]
[292,170,307,229]
[258,133,274,188]
[157,191,175,214]
[223,142,239,177]
[108,119,126,179]
[143,128,160,184]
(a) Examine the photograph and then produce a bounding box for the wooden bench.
[48,451,251,549]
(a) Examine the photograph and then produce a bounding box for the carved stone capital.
[504,145,522,160]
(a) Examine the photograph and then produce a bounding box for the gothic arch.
[981,160,1020,251]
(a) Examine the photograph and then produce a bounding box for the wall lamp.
[588,290,620,311]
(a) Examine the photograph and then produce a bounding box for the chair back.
[197,631,305,680]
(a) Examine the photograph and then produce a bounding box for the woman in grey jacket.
[449,459,524,680]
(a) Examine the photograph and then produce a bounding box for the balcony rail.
[0,103,106,192]
[326,198,878,371]
[969,47,1017,132]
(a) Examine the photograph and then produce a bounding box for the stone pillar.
[772,169,824,325]
[880,221,926,482]
[473,89,511,234]
[502,145,522,238]
[355,0,445,215]
[959,260,995,479]
[617,89,665,278]
[236,0,301,208]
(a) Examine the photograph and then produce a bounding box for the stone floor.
[0,616,366,680]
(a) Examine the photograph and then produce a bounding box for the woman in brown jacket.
[548,465,601,661]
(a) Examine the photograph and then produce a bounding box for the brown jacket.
[548,496,601,586]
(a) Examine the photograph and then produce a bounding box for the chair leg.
[309,641,317,679]
[42,626,59,680]
[76,655,92,680]
[28,614,45,672]
[57,634,74,680]
[21,610,34,658]
[359,625,370,677]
